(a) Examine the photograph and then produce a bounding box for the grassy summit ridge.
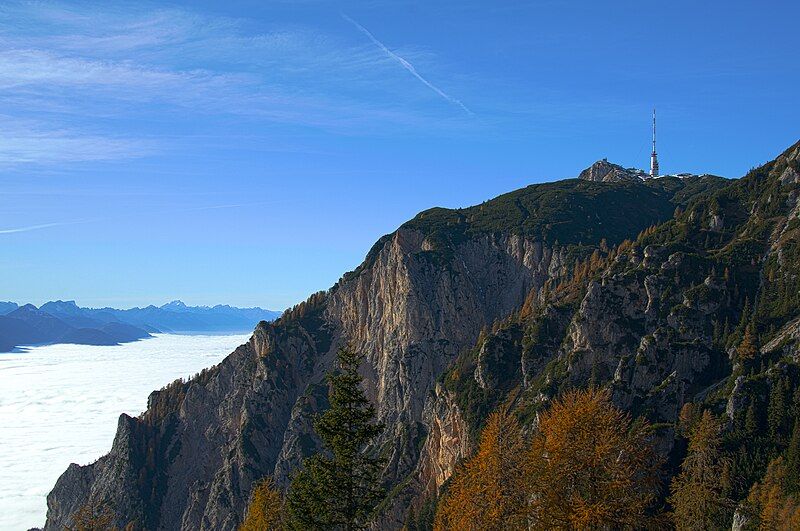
[401,175,727,249]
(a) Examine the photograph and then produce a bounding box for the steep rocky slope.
[47,153,791,530]
[420,140,800,527]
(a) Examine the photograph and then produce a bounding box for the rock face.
[578,159,647,182]
[43,145,800,531]
[44,227,569,530]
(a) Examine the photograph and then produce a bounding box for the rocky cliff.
[43,144,800,531]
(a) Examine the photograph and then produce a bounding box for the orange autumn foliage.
[435,388,661,530]
[746,457,800,530]
[240,477,284,531]
[526,388,661,529]
[434,410,528,530]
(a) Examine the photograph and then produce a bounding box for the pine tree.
[286,348,385,530]
[746,401,760,436]
[669,410,734,529]
[768,378,788,441]
[785,420,800,495]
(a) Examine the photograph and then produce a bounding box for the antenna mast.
[649,108,659,177]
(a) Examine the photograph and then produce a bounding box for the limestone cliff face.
[44,226,566,530]
[326,230,564,476]
[46,318,326,530]
[561,250,725,426]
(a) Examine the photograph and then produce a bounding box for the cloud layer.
[0,1,474,167]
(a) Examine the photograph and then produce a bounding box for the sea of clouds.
[0,333,249,530]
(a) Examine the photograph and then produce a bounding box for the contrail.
[342,13,473,115]
[0,200,285,236]
[0,220,90,235]
[180,201,280,212]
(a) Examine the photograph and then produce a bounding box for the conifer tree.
[746,457,800,530]
[66,504,117,531]
[286,348,385,530]
[669,410,734,529]
[768,378,788,441]
[746,401,761,436]
[241,477,284,531]
[434,410,528,530]
[738,324,759,362]
[785,420,800,495]
[525,388,660,529]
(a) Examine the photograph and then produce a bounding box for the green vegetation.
[403,178,689,250]
[285,348,385,530]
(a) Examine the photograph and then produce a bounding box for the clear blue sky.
[1,0,797,310]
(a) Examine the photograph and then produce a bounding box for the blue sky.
[1,0,798,310]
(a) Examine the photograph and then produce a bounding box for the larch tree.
[240,477,284,531]
[434,410,529,530]
[746,457,800,530]
[525,388,661,529]
[737,324,759,362]
[285,348,385,530]
[66,504,119,531]
[669,409,735,529]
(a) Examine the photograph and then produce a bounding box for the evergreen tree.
[746,401,760,436]
[793,387,800,419]
[768,378,788,441]
[286,348,385,530]
[785,420,800,495]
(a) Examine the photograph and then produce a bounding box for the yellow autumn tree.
[669,410,734,529]
[434,410,528,530]
[737,325,759,361]
[66,504,118,531]
[240,477,284,531]
[746,457,800,530]
[526,388,661,529]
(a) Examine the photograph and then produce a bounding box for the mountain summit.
[578,159,648,182]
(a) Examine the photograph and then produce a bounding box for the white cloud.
[0,117,153,165]
[0,1,475,166]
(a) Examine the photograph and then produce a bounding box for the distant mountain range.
[0,300,282,352]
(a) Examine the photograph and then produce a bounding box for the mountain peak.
[578,159,647,183]
[42,300,79,309]
[161,300,187,310]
